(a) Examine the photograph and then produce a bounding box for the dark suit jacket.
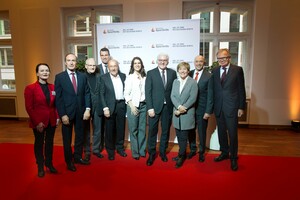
[145,67,177,114]
[98,63,107,76]
[189,69,213,116]
[55,70,91,120]
[84,72,102,116]
[24,81,58,128]
[212,64,246,117]
[99,72,126,114]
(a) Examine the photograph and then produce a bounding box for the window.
[63,6,122,65]
[0,11,15,91]
[183,1,253,97]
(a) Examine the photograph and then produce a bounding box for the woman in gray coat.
[171,62,198,168]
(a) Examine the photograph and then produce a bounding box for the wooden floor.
[1,118,300,157]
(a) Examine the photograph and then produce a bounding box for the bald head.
[194,55,205,71]
[85,58,96,74]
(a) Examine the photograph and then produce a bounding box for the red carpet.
[1,143,299,200]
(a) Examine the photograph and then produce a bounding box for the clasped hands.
[174,105,187,116]
[61,109,90,125]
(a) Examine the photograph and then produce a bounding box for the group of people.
[24,48,246,178]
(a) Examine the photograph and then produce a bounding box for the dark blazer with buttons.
[145,67,177,114]
[55,70,91,120]
[98,72,126,114]
[98,63,107,75]
[212,64,246,117]
[189,69,213,116]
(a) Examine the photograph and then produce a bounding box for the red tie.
[194,72,199,81]
[71,72,77,93]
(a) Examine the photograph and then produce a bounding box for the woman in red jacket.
[24,63,59,177]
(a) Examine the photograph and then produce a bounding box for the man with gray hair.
[145,53,177,166]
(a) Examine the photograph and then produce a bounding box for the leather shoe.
[160,154,168,162]
[133,157,140,160]
[38,167,45,177]
[199,154,205,162]
[67,162,77,172]
[172,156,179,161]
[187,151,196,159]
[175,155,186,168]
[93,152,104,158]
[214,153,229,162]
[46,164,58,173]
[108,155,115,160]
[231,160,238,171]
[84,154,91,161]
[74,158,91,165]
[146,155,155,166]
[117,150,127,157]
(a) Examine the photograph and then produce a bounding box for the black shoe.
[175,155,186,168]
[231,160,238,171]
[45,164,58,173]
[199,154,205,162]
[160,154,168,162]
[108,155,115,160]
[93,152,104,158]
[74,158,91,165]
[67,162,77,172]
[38,166,45,177]
[214,153,229,162]
[133,157,140,160]
[84,154,91,161]
[117,150,127,157]
[172,156,179,161]
[187,151,196,159]
[146,155,155,166]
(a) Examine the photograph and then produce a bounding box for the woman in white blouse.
[124,57,147,160]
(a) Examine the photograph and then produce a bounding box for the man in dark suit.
[145,53,177,166]
[83,58,104,161]
[55,53,91,172]
[98,59,127,160]
[212,48,246,171]
[98,47,110,75]
[188,55,213,162]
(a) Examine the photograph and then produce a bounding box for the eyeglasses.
[217,57,230,61]
[158,59,168,62]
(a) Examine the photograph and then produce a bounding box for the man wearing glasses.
[212,48,246,171]
[145,53,177,166]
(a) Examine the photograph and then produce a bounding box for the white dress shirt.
[110,74,124,100]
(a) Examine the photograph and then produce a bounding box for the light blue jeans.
[127,102,147,158]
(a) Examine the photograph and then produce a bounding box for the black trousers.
[33,124,56,167]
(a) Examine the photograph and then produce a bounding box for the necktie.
[105,64,108,73]
[221,67,227,85]
[71,72,77,93]
[194,72,199,81]
[161,70,166,88]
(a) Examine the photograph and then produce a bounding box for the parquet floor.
[1,119,300,157]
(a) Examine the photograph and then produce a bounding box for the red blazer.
[24,81,58,128]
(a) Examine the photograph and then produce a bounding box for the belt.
[116,99,125,103]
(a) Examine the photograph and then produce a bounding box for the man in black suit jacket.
[145,53,177,166]
[212,49,246,171]
[188,55,213,162]
[98,47,110,75]
[55,53,91,172]
[98,59,127,160]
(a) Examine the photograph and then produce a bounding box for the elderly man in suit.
[212,48,246,171]
[171,62,198,168]
[98,59,127,160]
[55,53,91,172]
[145,53,177,166]
[187,55,213,162]
[83,58,104,161]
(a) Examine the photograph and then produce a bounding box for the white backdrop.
[96,19,200,74]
